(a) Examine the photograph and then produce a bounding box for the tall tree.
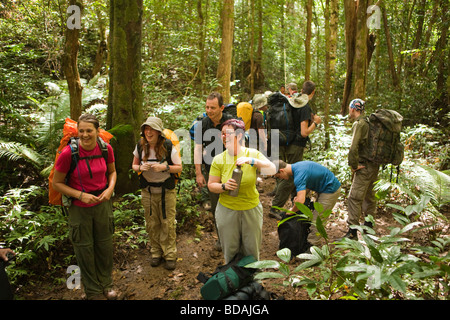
[381,1,399,89]
[62,0,83,121]
[108,0,143,194]
[305,0,313,81]
[353,0,368,100]
[340,0,357,115]
[216,0,234,103]
[324,0,338,149]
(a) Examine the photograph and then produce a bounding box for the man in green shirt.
[343,99,379,239]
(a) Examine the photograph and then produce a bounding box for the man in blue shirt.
[274,160,341,246]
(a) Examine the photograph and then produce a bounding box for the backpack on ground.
[266,92,295,146]
[48,118,113,206]
[277,198,314,257]
[364,109,404,167]
[197,254,258,300]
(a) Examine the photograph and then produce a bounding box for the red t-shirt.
[55,142,115,207]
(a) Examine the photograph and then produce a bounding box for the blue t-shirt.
[292,161,340,194]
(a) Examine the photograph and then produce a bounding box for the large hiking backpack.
[197,254,258,300]
[266,92,295,146]
[364,109,404,166]
[48,118,113,206]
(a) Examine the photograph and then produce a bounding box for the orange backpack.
[48,118,113,205]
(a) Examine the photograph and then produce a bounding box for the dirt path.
[18,176,368,300]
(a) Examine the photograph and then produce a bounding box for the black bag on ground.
[277,199,314,257]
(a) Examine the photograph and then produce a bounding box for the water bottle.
[228,165,243,197]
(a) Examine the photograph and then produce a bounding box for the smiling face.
[205,97,224,124]
[78,121,99,150]
[143,125,160,145]
[221,124,245,153]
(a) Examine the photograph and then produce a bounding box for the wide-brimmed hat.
[140,116,164,134]
[288,93,309,109]
[252,94,268,110]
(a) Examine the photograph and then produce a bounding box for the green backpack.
[364,109,404,166]
[197,255,257,300]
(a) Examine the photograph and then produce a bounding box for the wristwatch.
[166,164,170,172]
[222,183,226,191]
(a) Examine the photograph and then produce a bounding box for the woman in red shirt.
[52,114,117,300]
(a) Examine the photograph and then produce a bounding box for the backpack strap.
[66,137,109,188]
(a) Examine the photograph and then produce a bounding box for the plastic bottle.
[228,165,243,197]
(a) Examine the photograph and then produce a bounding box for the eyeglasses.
[221,130,236,137]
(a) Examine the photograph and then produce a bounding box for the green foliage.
[251,198,449,300]
[0,186,71,283]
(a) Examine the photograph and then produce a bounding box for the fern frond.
[0,140,44,168]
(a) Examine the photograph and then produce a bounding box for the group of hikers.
[0,80,386,300]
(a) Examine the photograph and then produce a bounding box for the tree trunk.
[340,0,357,115]
[324,0,338,149]
[216,0,234,104]
[305,0,313,82]
[62,0,83,121]
[197,0,209,94]
[381,2,400,88]
[248,0,255,96]
[353,0,368,100]
[108,0,144,194]
[91,7,107,79]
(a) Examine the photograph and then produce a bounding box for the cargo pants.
[141,188,177,261]
[68,200,114,299]
[307,187,341,246]
[347,161,380,227]
[216,202,263,264]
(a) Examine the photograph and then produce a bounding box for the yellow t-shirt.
[209,147,268,211]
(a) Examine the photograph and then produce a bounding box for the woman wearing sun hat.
[131,116,182,270]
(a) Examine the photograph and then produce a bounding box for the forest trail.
[19,176,403,300]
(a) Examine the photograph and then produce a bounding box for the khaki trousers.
[141,188,177,261]
[347,162,380,227]
[215,202,263,264]
[307,187,341,245]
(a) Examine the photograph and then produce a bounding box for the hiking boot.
[151,257,162,267]
[165,260,176,270]
[104,289,118,300]
[269,208,282,220]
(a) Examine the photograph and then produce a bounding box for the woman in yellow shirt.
[208,119,276,263]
